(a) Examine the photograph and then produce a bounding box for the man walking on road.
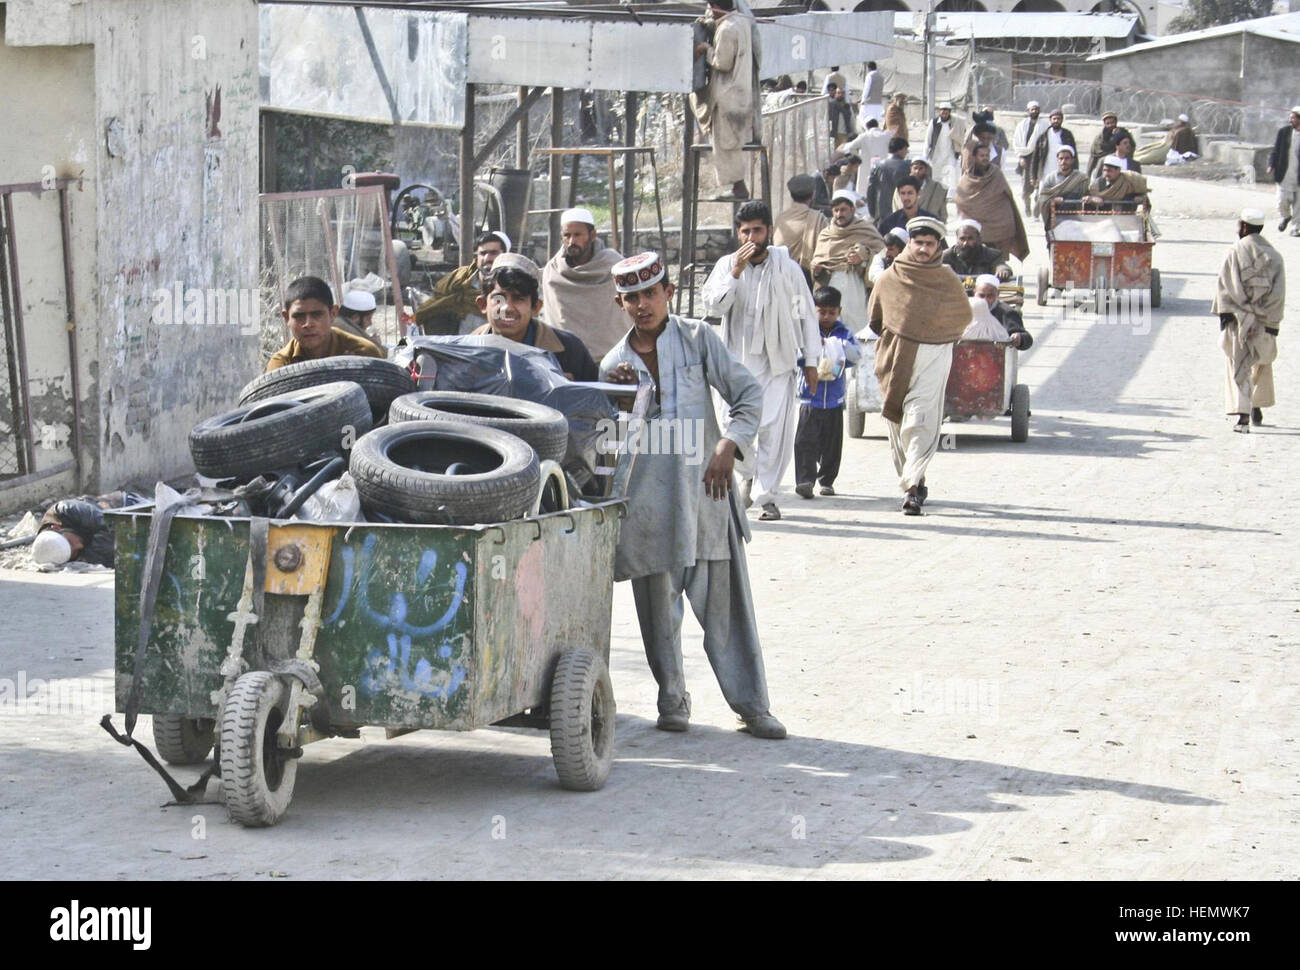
[1266,106,1300,236]
[1212,209,1286,432]
[702,201,822,522]
[868,217,972,515]
[601,252,787,739]
[925,101,966,193]
[1013,101,1047,211]
[1027,109,1075,216]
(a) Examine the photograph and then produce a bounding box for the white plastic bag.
[816,335,848,380]
[293,472,364,523]
[962,298,1010,342]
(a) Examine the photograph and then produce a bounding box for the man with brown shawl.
[884,93,908,137]
[812,189,885,332]
[868,216,972,515]
[541,207,628,360]
[955,143,1030,262]
[773,174,829,283]
[1035,145,1088,228]
[1212,208,1285,432]
[1086,156,1151,207]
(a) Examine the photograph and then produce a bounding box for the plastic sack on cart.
[852,328,884,412]
[292,472,364,523]
[393,335,617,493]
[962,298,1011,342]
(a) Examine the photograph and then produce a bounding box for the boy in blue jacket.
[795,286,862,498]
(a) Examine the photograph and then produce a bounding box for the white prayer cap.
[974,274,1001,292]
[937,101,954,110]
[1291,105,1300,115]
[560,207,595,226]
[885,227,909,245]
[1177,113,1189,123]
[490,252,542,281]
[955,218,983,234]
[1026,100,1040,109]
[830,189,859,206]
[1056,144,1076,156]
[341,289,376,312]
[32,530,72,566]
[487,229,512,251]
[1240,208,1267,226]
[1102,154,1123,167]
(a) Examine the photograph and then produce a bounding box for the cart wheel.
[219,671,297,827]
[1150,269,1161,309]
[152,715,215,766]
[1036,267,1049,306]
[548,648,615,792]
[846,381,865,439]
[1010,384,1030,442]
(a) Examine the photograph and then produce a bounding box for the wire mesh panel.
[259,186,401,360]
[758,97,828,225]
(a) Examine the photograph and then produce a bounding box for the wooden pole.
[623,91,638,255]
[460,83,476,267]
[549,86,564,256]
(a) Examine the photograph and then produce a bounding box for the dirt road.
[1,174,1296,879]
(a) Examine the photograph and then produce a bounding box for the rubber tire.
[219,671,296,828]
[548,648,615,792]
[189,381,371,481]
[152,714,215,766]
[389,390,569,464]
[845,379,866,439]
[239,356,414,424]
[1011,384,1030,442]
[1037,266,1049,306]
[349,421,540,525]
[1150,268,1161,309]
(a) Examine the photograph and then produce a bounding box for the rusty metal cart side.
[1037,200,1161,312]
[108,501,624,826]
[944,340,1029,442]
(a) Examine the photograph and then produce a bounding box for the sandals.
[759,502,782,521]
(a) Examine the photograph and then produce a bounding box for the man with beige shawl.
[773,174,829,284]
[868,215,972,515]
[1035,145,1088,228]
[691,0,756,199]
[1212,208,1286,431]
[812,190,885,332]
[541,207,627,361]
[956,143,1030,262]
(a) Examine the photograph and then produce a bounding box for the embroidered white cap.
[560,207,595,226]
[1240,208,1267,226]
[611,252,666,293]
[341,289,377,312]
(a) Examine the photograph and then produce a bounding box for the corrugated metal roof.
[1090,11,1300,60]
[893,11,1139,42]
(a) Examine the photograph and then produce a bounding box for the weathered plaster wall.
[89,0,262,489]
[0,7,97,511]
[1239,35,1300,145]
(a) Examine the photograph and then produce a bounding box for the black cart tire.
[239,356,414,424]
[845,379,866,439]
[1036,266,1050,306]
[1150,268,1161,309]
[1011,384,1030,442]
[349,421,540,524]
[548,648,615,792]
[389,391,569,464]
[152,714,215,765]
[219,671,297,828]
[189,382,371,481]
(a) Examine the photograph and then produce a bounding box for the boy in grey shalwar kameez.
[600,252,787,739]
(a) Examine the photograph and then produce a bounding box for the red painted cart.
[1037,200,1161,312]
[943,340,1029,442]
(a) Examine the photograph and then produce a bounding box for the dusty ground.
[1,174,1296,880]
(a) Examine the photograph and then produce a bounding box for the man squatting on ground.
[868,216,972,515]
[600,252,787,739]
[702,201,822,522]
[794,286,861,500]
[1212,208,1285,432]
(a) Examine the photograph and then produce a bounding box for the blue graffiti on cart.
[333,535,469,699]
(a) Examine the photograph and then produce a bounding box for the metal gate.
[0,179,83,491]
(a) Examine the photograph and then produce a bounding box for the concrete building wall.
[3,0,261,509]
[0,9,97,510]
[1240,35,1300,144]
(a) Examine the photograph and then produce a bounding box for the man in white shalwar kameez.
[701,201,821,521]
[1212,208,1286,432]
[601,252,786,739]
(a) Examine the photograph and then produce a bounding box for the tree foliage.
[1167,0,1275,34]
